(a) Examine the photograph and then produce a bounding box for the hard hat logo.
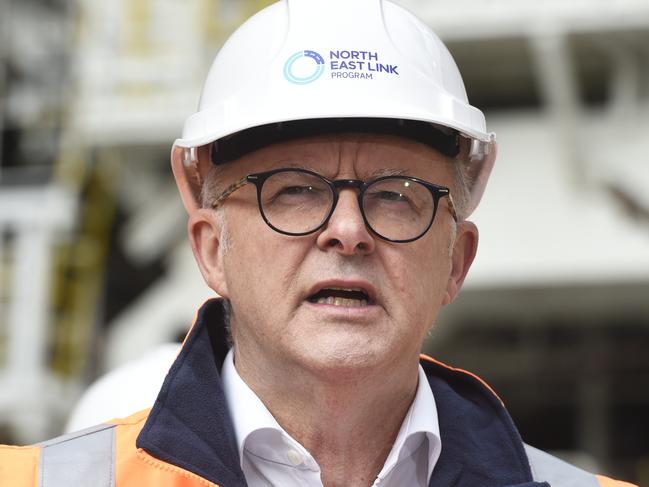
[330,50,399,79]
[284,50,326,85]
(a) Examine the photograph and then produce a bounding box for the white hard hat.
[172,0,496,216]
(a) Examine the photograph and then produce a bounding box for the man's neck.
[233,347,420,487]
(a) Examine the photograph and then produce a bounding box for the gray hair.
[199,167,234,340]
[449,157,471,222]
[201,164,225,209]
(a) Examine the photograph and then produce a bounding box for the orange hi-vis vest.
[1,410,224,487]
[0,299,638,487]
[0,410,636,486]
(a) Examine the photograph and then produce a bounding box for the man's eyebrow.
[270,159,319,171]
[367,168,411,178]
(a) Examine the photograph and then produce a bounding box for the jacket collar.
[422,359,547,487]
[137,298,548,487]
[136,299,246,486]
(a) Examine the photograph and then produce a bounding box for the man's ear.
[188,209,229,297]
[442,221,478,305]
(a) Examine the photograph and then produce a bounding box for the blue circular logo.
[284,50,325,85]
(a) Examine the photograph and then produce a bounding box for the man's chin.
[283,338,396,384]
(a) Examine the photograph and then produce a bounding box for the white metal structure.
[0,184,79,443]
[104,242,214,371]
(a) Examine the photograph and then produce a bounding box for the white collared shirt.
[222,350,441,486]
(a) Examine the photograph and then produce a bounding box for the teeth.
[315,296,368,307]
[327,287,365,292]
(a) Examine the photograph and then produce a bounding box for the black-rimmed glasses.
[210,168,457,243]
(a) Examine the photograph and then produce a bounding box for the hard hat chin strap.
[183,147,203,187]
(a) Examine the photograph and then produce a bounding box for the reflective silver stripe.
[39,423,115,487]
[525,443,599,486]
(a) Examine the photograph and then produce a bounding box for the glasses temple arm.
[446,193,459,222]
[210,176,249,209]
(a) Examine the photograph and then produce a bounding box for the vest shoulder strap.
[39,423,116,487]
[525,443,600,486]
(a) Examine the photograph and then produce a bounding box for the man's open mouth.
[307,287,371,307]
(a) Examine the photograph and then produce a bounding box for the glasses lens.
[363,177,435,241]
[259,170,334,234]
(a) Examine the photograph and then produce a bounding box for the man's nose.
[315,189,376,255]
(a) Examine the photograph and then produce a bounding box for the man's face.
[190,133,476,381]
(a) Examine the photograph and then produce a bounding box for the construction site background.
[0,0,648,483]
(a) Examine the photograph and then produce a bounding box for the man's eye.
[372,190,407,202]
[280,185,315,195]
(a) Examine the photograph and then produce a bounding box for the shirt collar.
[222,349,320,471]
[222,348,441,481]
[376,363,441,483]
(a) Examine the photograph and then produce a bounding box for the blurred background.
[0,0,648,483]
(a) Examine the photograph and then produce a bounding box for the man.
[0,0,637,486]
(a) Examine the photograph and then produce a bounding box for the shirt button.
[287,449,304,466]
